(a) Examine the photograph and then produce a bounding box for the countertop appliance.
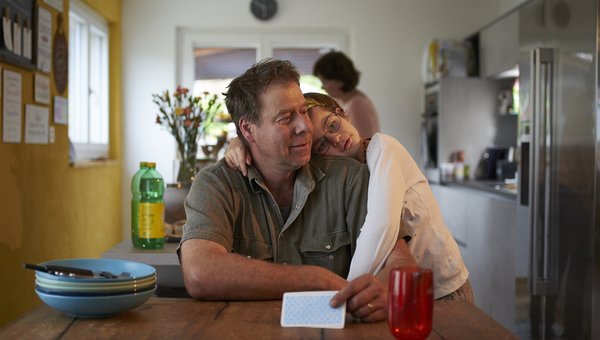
[474,146,510,180]
[516,0,600,338]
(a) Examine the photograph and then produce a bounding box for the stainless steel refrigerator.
[516,0,600,338]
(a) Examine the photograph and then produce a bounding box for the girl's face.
[308,106,361,160]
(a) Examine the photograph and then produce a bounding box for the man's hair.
[224,59,300,140]
[312,51,360,92]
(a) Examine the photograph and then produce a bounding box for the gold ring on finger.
[367,303,375,314]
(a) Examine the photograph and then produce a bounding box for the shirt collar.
[245,160,324,194]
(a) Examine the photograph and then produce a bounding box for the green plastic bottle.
[131,161,149,247]
[137,162,165,249]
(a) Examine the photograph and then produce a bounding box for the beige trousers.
[436,279,475,303]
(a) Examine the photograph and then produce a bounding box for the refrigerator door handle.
[530,47,557,296]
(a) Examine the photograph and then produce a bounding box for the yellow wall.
[0,0,122,325]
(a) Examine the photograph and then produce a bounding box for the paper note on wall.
[2,16,13,52]
[12,20,21,56]
[3,69,22,143]
[22,22,31,60]
[25,104,49,144]
[53,96,68,125]
[34,73,50,104]
[36,7,52,73]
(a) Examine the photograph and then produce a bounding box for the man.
[178,59,416,322]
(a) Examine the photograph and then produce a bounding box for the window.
[191,47,326,97]
[68,0,109,162]
[176,28,346,157]
[177,28,347,98]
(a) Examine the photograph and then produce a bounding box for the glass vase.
[176,142,198,184]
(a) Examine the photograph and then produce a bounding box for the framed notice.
[0,0,35,70]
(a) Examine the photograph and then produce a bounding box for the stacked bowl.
[33,258,156,318]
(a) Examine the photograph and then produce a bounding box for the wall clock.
[250,0,278,21]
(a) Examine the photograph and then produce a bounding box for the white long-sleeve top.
[346,133,468,299]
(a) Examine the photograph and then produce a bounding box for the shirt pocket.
[233,238,273,261]
[300,230,352,276]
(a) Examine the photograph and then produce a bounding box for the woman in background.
[225,92,472,301]
[313,51,380,138]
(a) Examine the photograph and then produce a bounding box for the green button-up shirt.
[179,156,371,278]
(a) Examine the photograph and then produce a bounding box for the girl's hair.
[304,92,344,114]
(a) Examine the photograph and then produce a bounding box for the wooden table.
[1,298,517,339]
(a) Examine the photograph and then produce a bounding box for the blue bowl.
[35,286,156,318]
[35,284,157,297]
[36,258,156,283]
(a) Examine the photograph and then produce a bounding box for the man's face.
[248,81,312,172]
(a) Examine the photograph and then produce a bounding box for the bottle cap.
[139,161,148,167]
[147,162,156,167]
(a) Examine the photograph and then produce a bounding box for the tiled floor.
[513,277,566,340]
[514,277,531,339]
[516,277,529,321]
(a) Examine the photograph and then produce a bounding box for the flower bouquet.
[153,86,224,184]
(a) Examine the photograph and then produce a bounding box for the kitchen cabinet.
[431,183,518,331]
[479,11,519,78]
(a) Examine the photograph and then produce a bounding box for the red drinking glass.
[388,267,434,340]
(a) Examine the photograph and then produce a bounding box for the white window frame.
[69,0,109,162]
[176,27,348,87]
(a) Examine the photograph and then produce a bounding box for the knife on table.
[23,263,95,278]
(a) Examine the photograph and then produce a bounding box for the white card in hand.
[280,291,346,329]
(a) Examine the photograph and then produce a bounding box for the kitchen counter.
[440,179,517,200]
[102,241,188,297]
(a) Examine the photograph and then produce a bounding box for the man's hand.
[329,237,417,322]
[329,274,387,322]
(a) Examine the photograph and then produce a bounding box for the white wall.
[499,0,529,14]
[120,0,517,238]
